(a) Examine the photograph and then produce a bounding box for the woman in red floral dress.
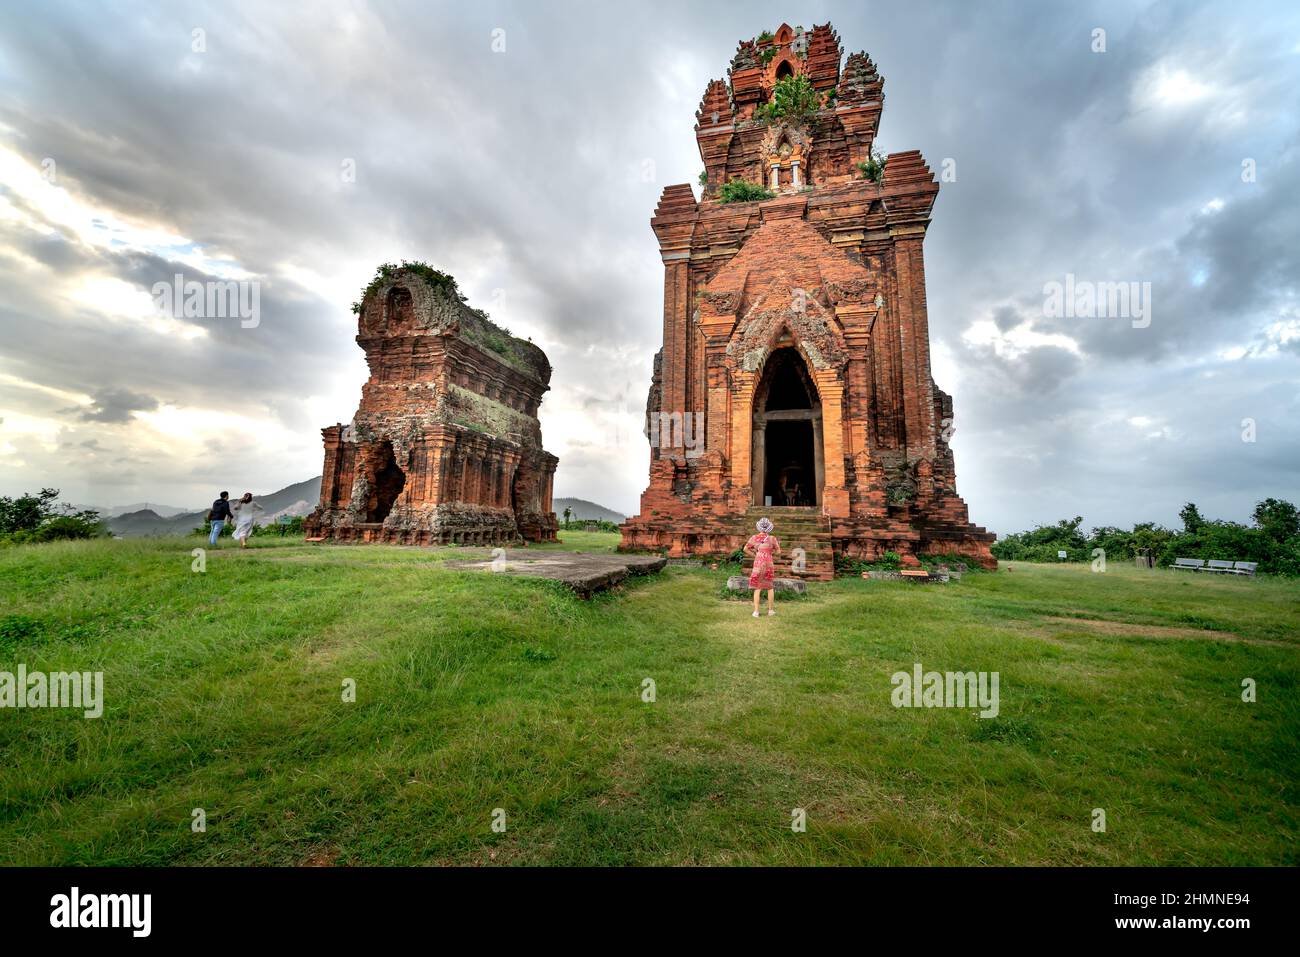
[743,516,782,617]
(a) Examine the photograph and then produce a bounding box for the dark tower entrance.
[364,440,406,523]
[752,345,823,507]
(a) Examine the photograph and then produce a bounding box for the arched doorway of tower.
[752,344,824,507]
[362,440,406,523]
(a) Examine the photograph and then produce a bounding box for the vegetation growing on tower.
[718,179,775,204]
[755,74,826,123]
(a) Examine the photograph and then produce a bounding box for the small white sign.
[1057,550,1067,559]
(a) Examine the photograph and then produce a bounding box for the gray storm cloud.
[0,0,1295,531]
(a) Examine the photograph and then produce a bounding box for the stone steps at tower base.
[741,507,835,581]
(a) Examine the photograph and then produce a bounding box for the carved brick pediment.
[725,279,848,373]
[698,290,741,314]
[826,278,877,305]
[760,121,813,167]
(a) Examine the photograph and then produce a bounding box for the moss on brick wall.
[446,383,543,449]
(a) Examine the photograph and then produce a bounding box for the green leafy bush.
[857,149,888,183]
[564,518,621,533]
[194,521,234,537]
[919,551,972,570]
[886,485,914,506]
[272,516,306,537]
[719,178,774,204]
[1254,498,1299,541]
[0,488,103,544]
[755,74,825,122]
[834,551,903,573]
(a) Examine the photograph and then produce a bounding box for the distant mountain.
[252,477,321,517]
[553,497,625,523]
[265,500,314,523]
[103,479,623,536]
[108,509,180,537]
[106,477,322,537]
[89,502,194,518]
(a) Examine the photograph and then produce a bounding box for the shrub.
[919,551,973,570]
[755,74,824,122]
[565,518,621,533]
[1266,537,1300,577]
[1253,498,1300,542]
[857,149,888,183]
[991,516,1087,562]
[835,552,901,574]
[194,522,234,537]
[23,516,103,542]
[886,485,914,506]
[719,178,774,204]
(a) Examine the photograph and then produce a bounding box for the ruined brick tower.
[619,23,995,576]
[305,264,558,545]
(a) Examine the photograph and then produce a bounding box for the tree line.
[0,489,104,544]
[992,498,1300,575]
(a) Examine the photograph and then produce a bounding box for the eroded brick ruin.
[305,265,558,545]
[620,23,995,576]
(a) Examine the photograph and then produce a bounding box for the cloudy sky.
[0,0,1296,533]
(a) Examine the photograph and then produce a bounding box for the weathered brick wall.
[305,267,558,545]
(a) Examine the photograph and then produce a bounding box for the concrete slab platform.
[445,551,667,597]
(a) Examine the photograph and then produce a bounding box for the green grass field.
[1,533,1296,866]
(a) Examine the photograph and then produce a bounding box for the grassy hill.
[0,535,1296,865]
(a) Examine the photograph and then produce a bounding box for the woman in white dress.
[231,492,264,549]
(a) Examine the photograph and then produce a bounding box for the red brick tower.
[305,265,558,546]
[619,23,995,576]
